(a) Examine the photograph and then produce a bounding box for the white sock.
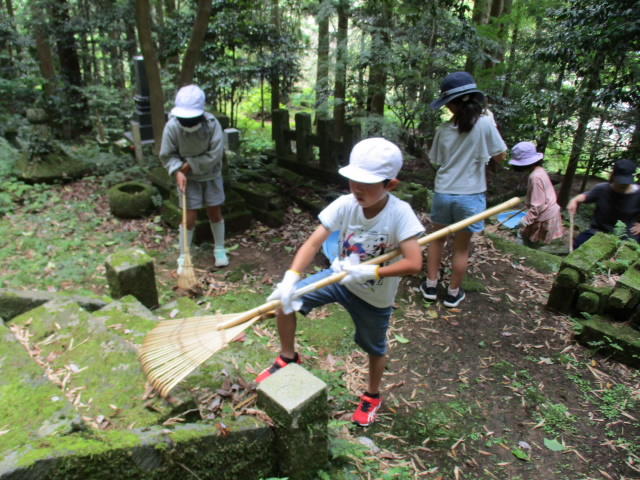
[210,220,225,248]
[426,278,438,288]
[448,287,459,296]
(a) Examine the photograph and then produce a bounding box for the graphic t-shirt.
[318,194,424,308]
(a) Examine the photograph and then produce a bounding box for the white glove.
[339,253,380,285]
[519,217,529,228]
[267,270,302,314]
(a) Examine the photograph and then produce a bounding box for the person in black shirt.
[567,159,640,249]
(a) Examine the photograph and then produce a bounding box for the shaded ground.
[2,169,639,479]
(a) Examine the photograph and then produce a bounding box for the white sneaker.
[177,254,185,275]
[214,246,229,267]
[213,247,229,267]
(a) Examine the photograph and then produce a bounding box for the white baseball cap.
[339,138,403,184]
[171,85,205,118]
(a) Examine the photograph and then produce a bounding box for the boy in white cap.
[257,137,424,427]
[159,84,229,271]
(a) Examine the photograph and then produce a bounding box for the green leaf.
[227,244,239,251]
[293,208,302,214]
[394,334,409,344]
[544,438,565,451]
[511,448,529,461]
[285,246,293,253]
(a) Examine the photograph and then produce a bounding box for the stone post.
[317,118,336,170]
[257,364,328,480]
[105,248,159,309]
[272,109,292,156]
[295,112,313,163]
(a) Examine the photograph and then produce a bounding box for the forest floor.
[2,163,639,480]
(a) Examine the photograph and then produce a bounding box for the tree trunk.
[580,114,606,193]
[333,0,348,138]
[30,1,56,97]
[629,114,640,163]
[136,0,166,151]
[502,15,519,99]
[51,0,83,87]
[178,0,212,86]
[465,0,491,75]
[557,58,603,208]
[270,0,280,111]
[537,66,566,155]
[315,0,331,120]
[366,0,391,116]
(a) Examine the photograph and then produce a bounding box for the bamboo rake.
[140,196,521,396]
[177,188,198,290]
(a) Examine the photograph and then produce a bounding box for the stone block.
[616,262,640,303]
[608,287,637,311]
[576,291,600,314]
[0,288,108,322]
[561,232,618,277]
[105,248,159,309]
[258,363,328,479]
[395,182,430,211]
[224,128,241,152]
[575,284,612,315]
[575,314,640,368]
[547,267,582,313]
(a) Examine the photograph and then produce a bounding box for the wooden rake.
[140,196,521,396]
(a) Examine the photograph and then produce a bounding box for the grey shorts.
[178,177,225,209]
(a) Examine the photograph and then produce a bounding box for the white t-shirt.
[429,115,507,194]
[318,193,425,308]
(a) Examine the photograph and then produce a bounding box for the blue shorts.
[431,192,486,232]
[297,269,392,356]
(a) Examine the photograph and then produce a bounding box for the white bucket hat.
[509,141,544,167]
[171,85,205,118]
[339,138,403,184]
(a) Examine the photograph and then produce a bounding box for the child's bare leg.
[427,226,446,281]
[367,354,387,394]
[277,310,297,359]
[450,231,472,289]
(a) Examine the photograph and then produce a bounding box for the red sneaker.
[256,353,301,383]
[353,394,382,427]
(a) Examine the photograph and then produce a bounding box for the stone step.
[8,298,165,430]
[0,321,83,457]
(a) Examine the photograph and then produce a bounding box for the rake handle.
[181,187,190,257]
[216,196,521,330]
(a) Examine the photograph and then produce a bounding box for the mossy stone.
[108,181,157,219]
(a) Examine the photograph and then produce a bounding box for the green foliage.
[599,384,635,419]
[535,402,577,435]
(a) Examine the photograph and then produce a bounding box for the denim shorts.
[297,269,392,356]
[178,176,225,209]
[431,192,486,232]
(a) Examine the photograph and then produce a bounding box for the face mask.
[180,123,202,133]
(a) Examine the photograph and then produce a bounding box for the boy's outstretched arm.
[378,237,423,278]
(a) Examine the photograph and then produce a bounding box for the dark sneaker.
[443,287,465,308]
[256,353,301,383]
[419,280,438,301]
[353,394,382,427]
